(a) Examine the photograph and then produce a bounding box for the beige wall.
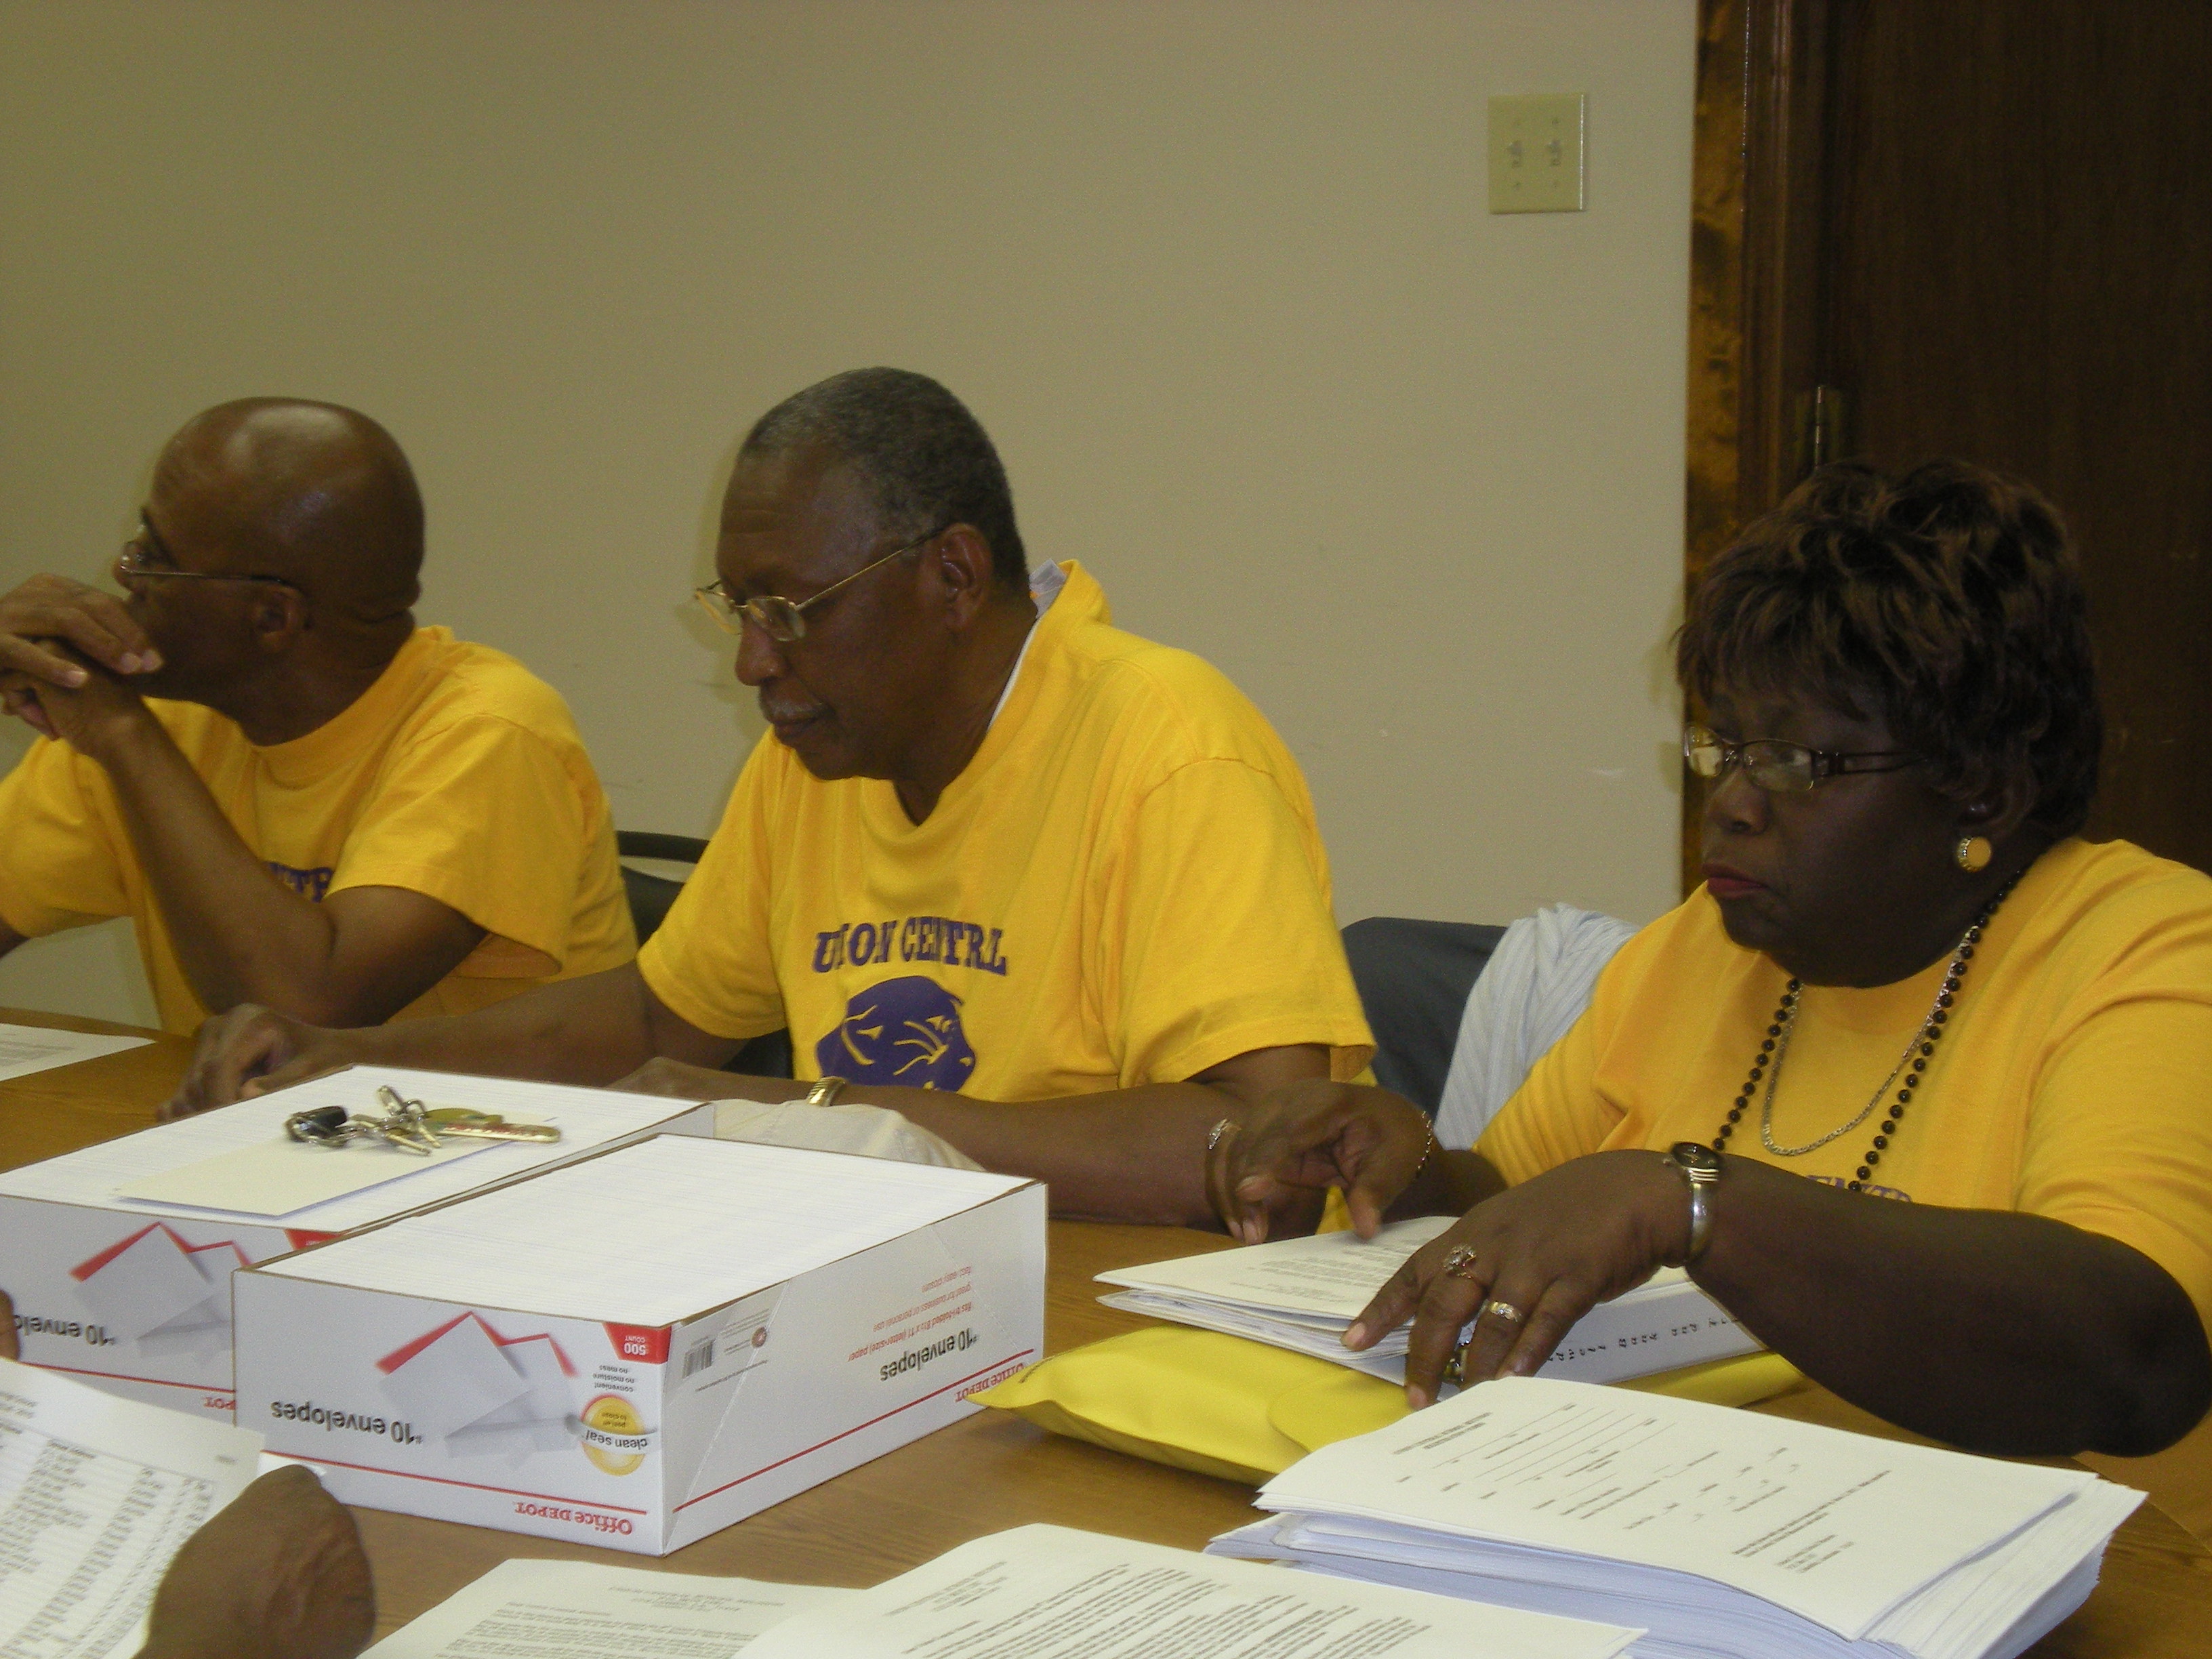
[0,0,1696,1027]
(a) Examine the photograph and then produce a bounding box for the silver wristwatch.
[1661,1141,1723,1265]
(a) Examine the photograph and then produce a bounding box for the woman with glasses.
[1214,460,2212,1458]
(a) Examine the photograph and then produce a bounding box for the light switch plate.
[1489,93,1586,213]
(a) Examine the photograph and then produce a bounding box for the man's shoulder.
[396,629,590,750]
[1047,607,1288,773]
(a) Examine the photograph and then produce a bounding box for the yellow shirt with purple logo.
[0,626,635,1033]
[638,562,1373,1098]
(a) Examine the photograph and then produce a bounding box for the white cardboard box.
[232,1134,1046,1555]
[0,1067,716,1418]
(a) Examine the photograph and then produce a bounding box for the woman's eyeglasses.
[1683,724,1917,794]
[693,525,949,644]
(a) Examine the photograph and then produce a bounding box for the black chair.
[1339,917,1506,1120]
[615,831,792,1078]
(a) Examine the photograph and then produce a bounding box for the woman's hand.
[1346,1149,1692,1406]
[1205,1080,1435,1244]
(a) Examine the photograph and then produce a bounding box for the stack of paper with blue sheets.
[1206,1376,2143,1659]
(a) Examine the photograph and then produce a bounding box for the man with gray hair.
[174,369,1373,1232]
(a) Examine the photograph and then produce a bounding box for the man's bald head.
[154,399,424,621]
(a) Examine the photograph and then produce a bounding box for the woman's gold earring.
[1956,835,1993,873]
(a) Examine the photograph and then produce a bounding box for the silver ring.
[1441,1245,1481,1281]
[1206,1117,1236,1151]
[1481,1298,1525,1326]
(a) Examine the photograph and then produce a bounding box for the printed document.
[0,1023,150,1083]
[0,1356,261,1657]
[1098,1221,1761,1385]
[742,1523,1641,1659]
[1253,1377,2100,1640]
[1097,1217,1455,1319]
[363,1557,851,1657]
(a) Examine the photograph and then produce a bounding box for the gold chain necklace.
[1713,878,2015,1191]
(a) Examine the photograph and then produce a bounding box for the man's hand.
[0,573,159,691]
[164,1004,364,1118]
[1344,1149,1689,1406]
[1204,1080,1435,1244]
[136,1466,374,1659]
[1,651,158,759]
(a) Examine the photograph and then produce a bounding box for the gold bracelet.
[804,1076,849,1108]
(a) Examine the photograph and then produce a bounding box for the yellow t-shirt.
[0,626,636,1033]
[639,562,1374,1097]
[1479,838,2212,1334]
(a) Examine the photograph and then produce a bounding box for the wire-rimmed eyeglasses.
[692,525,950,644]
[117,521,297,590]
[1683,723,1917,794]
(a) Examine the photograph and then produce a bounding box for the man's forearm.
[629,1052,1326,1228]
[1694,1158,2212,1455]
[885,1083,1253,1227]
[293,967,678,1086]
[94,720,348,1015]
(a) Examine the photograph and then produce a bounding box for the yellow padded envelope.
[973,1326,1805,1486]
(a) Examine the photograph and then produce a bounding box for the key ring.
[284,1085,560,1155]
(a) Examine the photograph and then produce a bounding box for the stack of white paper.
[0,1356,262,1657]
[1098,1220,1763,1385]
[743,1523,1644,1659]
[1207,1377,2144,1659]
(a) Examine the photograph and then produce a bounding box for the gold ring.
[1206,1118,1236,1151]
[1481,1298,1525,1326]
[1441,1245,1481,1281]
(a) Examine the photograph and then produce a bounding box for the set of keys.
[285,1085,562,1156]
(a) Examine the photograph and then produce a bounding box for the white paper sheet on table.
[742,1523,1641,1659]
[1096,1215,1456,1317]
[0,1023,151,1082]
[0,1067,705,1231]
[119,1133,493,1217]
[258,1136,1035,1326]
[0,1355,262,1658]
[1250,1377,2103,1643]
[363,1557,853,1658]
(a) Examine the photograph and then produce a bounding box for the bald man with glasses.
[173,369,1374,1237]
[0,397,634,1034]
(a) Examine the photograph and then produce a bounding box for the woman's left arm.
[1349,1149,2212,1456]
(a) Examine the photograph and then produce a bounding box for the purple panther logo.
[815,977,978,1090]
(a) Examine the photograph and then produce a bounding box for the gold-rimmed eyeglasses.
[1683,723,1917,794]
[692,525,950,644]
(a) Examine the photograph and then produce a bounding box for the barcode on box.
[682,1336,716,1379]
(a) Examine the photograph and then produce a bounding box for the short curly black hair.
[739,367,1028,591]
[1676,460,2102,837]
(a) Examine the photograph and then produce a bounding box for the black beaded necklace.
[1711,877,2017,1193]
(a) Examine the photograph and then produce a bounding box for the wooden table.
[6,1007,2211,1654]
